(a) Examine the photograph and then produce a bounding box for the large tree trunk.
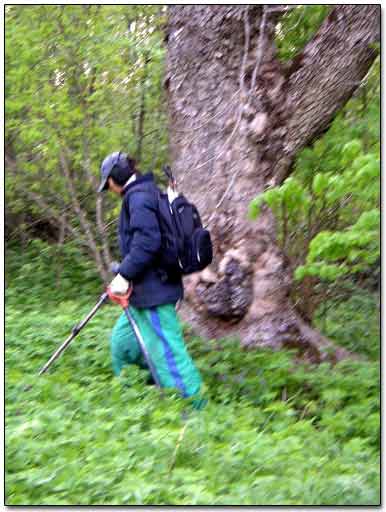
[165,5,379,362]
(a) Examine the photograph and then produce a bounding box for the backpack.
[156,166,213,280]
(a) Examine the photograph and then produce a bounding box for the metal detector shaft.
[123,306,161,389]
[38,293,108,375]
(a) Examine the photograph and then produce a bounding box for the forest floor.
[5,242,380,505]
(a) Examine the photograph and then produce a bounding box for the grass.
[5,241,380,505]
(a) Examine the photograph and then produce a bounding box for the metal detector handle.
[123,306,161,389]
[38,292,108,375]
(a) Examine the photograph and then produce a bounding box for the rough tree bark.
[165,5,379,361]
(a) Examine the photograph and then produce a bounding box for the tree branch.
[282,5,379,175]
[76,129,113,272]
[136,53,150,163]
[96,194,112,269]
[5,153,79,240]
[59,147,109,281]
[250,5,268,93]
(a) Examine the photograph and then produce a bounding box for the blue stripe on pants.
[150,308,187,397]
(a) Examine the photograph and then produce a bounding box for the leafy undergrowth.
[314,290,380,359]
[5,242,380,505]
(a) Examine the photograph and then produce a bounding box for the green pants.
[110,303,202,398]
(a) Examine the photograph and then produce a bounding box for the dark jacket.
[117,173,183,308]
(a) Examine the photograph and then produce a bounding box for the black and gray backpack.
[156,166,213,280]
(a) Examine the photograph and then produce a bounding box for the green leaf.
[342,140,362,164]
[312,173,329,196]
[248,195,264,219]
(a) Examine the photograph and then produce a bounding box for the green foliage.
[5,5,168,248]
[250,141,379,283]
[299,209,379,281]
[6,239,101,307]
[314,289,379,359]
[5,243,380,505]
[6,5,167,167]
[275,6,331,62]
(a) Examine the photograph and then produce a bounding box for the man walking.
[98,151,204,403]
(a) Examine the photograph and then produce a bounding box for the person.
[98,151,204,405]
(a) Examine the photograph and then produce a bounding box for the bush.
[314,290,380,359]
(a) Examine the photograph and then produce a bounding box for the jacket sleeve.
[118,191,161,281]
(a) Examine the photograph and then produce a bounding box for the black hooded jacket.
[117,173,183,308]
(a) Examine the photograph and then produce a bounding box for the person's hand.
[109,273,129,294]
[107,274,132,308]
